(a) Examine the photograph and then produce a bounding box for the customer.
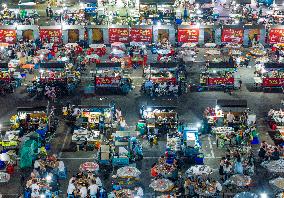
[271,147,280,160]
[88,181,98,197]
[79,185,88,198]
[67,179,76,196]
[223,162,232,181]
[234,157,244,174]
[258,146,266,161]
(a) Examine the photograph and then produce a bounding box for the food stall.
[0,62,20,95]
[254,62,284,91]
[70,105,116,151]
[112,130,142,166]
[94,62,132,94]
[27,62,80,98]
[74,105,116,130]
[204,100,258,147]
[200,61,237,91]
[129,42,148,68]
[268,108,284,144]
[180,125,202,161]
[139,106,178,135]
[10,106,49,136]
[142,62,186,97]
[88,44,107,57]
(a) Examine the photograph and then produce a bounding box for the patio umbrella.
[225,174,251,187]
[186,165,213,175]
[65,43,78,48]
[79,162,99,172]
[111,42,126,50]
[261,159,284,173]
[269,177,284,190]
[181,43,196,48]
[116,166,141,178]
[149,179,174,192]
[233,192,258,198]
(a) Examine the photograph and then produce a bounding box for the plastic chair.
[45,144,51,151]
[58,168,67,179]
[0,161,6,170]
[45,191,52,198]
[24,190,31,198]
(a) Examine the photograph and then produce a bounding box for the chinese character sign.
[177,29,199,42]
[268,29,284,44]
[207,77,234,85]
[129,28,152,42]
[96,77,121,87]
[39,29,62,43]
[0,29,16,44]
[262,78,284,87]
[221,29,243,44]
[109,28,129,43]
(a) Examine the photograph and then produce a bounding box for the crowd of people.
[258,141,283,161]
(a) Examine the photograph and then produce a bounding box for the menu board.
[221,29,243,44]
[268,29,284,44]
[177,29,199,43]
[40,29,62,43]
[262,78,284,87]
[129,28,152,42]
[109,28,129,43]
[208,77,234,85]
[0,29,16,44]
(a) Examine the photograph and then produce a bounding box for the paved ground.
[0,47,281,197]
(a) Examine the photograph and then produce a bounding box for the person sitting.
[95,176,102,188]
[258,146,266,161]
[271,147,280,160]
[57,160,65,173]
[79,185,88,198]
[30,179,40,198]
[234,157,244,174]
[88,180,98,198]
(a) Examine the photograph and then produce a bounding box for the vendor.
[226,110,235,127]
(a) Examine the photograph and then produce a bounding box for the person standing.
[46,7,49,17]
[183,7,188,22]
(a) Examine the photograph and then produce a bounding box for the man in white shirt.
[95,177,102,187]
[88,182,98,197]
[30,180,40,198]
[33,159,40,170]
[227,110,235,127]
[67,180,76,195]
[58,161,65,172]
[80,186,88,198]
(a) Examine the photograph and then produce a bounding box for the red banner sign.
[109,28,129,43]
[40,29,62,43]
[96,77,121,86]
[150,77,177,84]
[129,28,152,42]
[262,78,284,87]
[177,29,199,43]
[0,29,16,44]
[221,29,243,44]
[268,29,284,44]
[207,77,234,85]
